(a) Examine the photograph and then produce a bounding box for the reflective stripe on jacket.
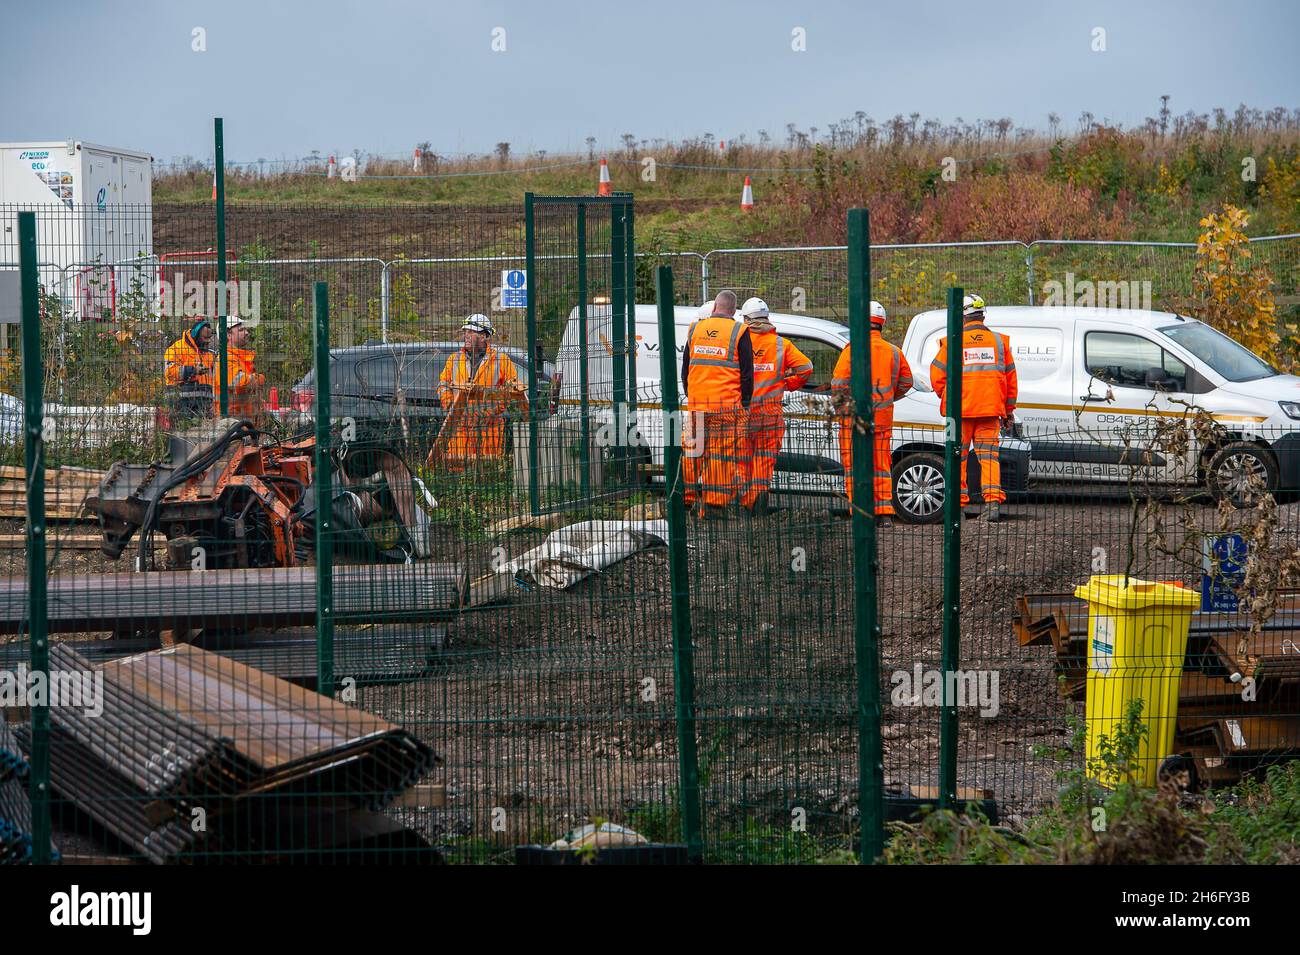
[684,317,747,409]
[749,329,814,406]
[929,319,1018,419]
[830,331,913,414]
[437,345,527,460]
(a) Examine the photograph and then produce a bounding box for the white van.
[902,305,1300,502]
[553,304,1031,522]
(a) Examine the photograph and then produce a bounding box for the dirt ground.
[10,490,1298,861]
[356,489,1300,858]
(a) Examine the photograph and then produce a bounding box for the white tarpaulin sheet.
[508,519,668,590]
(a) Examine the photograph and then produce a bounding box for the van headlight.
[1280,401,1300,420]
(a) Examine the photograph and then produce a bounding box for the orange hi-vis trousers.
[961,416,1005,505]
[839,413,895,516]
[683,407,749,508]
[741,405,784,508]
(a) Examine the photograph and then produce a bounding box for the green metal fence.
[3,195,1300,865]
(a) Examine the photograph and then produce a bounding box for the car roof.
[330,341,531,357]
[910,305,1196,331]
[631,303,850,341]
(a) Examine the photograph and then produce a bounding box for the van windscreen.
[1158,322,1275,383]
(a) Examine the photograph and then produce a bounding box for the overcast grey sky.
[2,0,1297,163]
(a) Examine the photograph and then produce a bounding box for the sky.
[2,0,1297,165]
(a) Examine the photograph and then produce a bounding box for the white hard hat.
[740,297,769,319]
[696,301,715,320]
[462,313,494,335]
[869,301,886,326]
[962,294,986,317]
[225,314,244,329]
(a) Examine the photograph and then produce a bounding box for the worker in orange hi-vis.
[680,289,754,519]
[436,314,527,468]
[929,293,1018,523]
[831,301,912,526]
[219,315,265,419]
[736,297,813,515]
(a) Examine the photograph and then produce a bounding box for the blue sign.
[1201,532,1247,612]
[501,269,527,308]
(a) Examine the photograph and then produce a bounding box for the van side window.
[1084,332,1186,391]
[784,336,841,393]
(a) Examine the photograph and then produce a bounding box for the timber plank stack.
[1016,589,1300,787]
[0,466,102,521]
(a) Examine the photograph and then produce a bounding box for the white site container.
[0,141,154,317]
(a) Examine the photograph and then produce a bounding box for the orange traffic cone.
[211,170,217,200]
[740,176,754,211]
[597,158,612,196]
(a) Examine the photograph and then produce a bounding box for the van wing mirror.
[1144,366,1176,389]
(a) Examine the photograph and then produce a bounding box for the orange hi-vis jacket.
[831,330,912,512]
[830,330,913,416]
[163,330,216,387]
[930,318,1018,419]
[438,345,527,460]
[222,346,263,417]
[748,328,814,407]
[684,317,748,409]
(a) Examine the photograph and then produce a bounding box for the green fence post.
[18,211,51,865]
[610,201,627,483]
[847,209,884,863]
[576,202,591,503]
[214,117,229,417]
[939,286,964,808]
[524,193,540,516]
[313,282,334,696]
[655,264,703,863]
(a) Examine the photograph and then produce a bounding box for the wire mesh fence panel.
[1251,235,1300,310]
[1027,241,1199,311]
[681,448,861,862]
[321,195,685,863]
[703,243,1031,337]
[4,194,1300,865]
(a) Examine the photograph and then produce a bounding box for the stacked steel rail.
[17,644,440,863]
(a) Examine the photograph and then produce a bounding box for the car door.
[1072,326,1196,484]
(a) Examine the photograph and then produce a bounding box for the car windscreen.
[1158,322,1275,383]
[353,350,445,395]
[348,348,544,395]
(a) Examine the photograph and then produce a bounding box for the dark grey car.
[287,341,554,447]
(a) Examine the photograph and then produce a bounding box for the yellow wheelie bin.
[1074,575,1201,786]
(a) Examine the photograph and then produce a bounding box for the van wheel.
[892,453,946,524]
[1207,442,1278,507]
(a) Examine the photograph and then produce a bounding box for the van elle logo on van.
[1042,272,1153,311]
[49,885,151,935]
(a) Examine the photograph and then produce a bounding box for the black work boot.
[984,502,1001,523]
[751,491,770,516]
